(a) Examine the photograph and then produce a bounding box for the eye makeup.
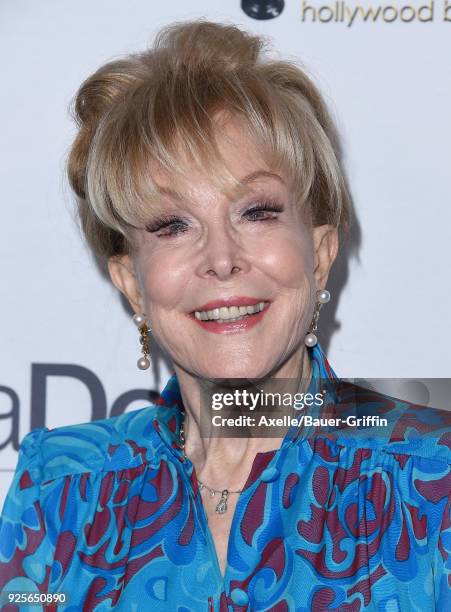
[144,198,285,238]
[145,214,189,234]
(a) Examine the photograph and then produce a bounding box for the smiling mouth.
[192,301,269,323]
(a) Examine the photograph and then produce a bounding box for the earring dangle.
[304,289,330,347]
[132,313,151,370]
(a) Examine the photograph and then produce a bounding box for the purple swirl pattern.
[0,343,450,610]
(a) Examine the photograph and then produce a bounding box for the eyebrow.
[241,170,285,185]
[155,170,285,201]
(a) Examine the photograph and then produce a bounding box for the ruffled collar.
[152,342,339,455]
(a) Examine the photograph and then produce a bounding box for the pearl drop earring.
[304,289,330,348]
[132,313,151,370]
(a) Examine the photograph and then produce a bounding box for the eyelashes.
[244,200,284,221]
[145,215,187,236]
[145,200,285,238]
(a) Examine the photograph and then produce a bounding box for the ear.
[107,255,144,314]
[311,225,339,289]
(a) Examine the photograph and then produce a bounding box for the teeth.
[194,301,266,321]
[219,306,230,319]
[207,308,220,320]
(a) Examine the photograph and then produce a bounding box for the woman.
[0,20,449,611]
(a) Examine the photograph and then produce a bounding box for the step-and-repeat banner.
[1,0,450,505]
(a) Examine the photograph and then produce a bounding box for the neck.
[173,346,313,491]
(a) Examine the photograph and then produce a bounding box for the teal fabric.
[0,343,450,610]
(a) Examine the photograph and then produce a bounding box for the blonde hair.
[67,20,352,271]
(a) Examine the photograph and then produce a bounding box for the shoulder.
[330,380,451,466]
[16,403,179,483]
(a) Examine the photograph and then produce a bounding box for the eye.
[145,216,189,237]
[243,200,284,221]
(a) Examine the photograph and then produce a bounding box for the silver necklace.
[179,410,242,514]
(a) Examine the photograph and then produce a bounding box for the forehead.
[150,116,286,203]
[154,171,286,206]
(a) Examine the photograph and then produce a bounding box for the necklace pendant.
[215,490,229,514]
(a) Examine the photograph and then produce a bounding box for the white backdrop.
[1,0,450,506]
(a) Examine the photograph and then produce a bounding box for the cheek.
[134,225,314,312]
[257,228,314,289]
[136,249,190,311]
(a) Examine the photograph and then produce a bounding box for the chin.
[201,362,270,381]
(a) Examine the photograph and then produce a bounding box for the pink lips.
[188,297,271,335]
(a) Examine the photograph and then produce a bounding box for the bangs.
[85,62,343,244]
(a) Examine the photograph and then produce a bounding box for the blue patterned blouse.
[1,344,450,611]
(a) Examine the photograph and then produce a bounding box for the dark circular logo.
[241,0,285,20]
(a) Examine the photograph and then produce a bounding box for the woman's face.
[109,117,337,380]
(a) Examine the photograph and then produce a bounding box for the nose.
[195,223,250,281]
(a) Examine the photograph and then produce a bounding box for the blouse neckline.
[151,342,340,467]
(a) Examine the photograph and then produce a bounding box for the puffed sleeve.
[433,490,451,608]
[0,428,54,594]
